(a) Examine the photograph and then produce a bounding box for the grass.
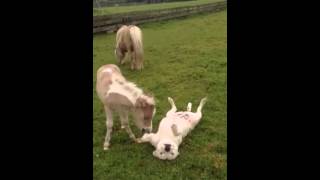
[93,0,225,16]
[93,11,227,179]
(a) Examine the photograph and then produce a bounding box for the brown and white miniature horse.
[96,64,156,150]
[115,25,144,70]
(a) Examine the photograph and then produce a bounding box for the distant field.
[93,0,225,16]
[93,11,227,180]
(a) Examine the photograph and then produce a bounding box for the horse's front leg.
[103,105,113,150]
[119,110,138,142]
[130,51,136,70]
[120,54,126,65]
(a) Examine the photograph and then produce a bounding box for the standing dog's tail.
[197,97,208,114]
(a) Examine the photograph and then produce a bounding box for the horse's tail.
[129,26,143,68]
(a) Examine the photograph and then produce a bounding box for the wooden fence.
[93,1,226,34]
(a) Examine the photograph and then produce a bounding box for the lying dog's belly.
[169,112,198,125]
[158,112,197,137]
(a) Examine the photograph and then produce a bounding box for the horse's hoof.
[103,143,110,150]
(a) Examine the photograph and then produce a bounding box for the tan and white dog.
[138,97,207,160]
[96,64,156,150]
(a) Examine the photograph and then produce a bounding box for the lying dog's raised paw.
[168,97,175,106]
[135,138,143,143]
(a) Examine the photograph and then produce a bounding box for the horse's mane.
[115,25,127,48]
[107,76,154,107]
[128,26,143,59]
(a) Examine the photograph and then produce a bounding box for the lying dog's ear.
[171,124,180,136]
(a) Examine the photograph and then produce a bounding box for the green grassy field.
[93,11,227,179]
[93,0,225,16]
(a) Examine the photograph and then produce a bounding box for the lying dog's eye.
[160,152,163,155]
[170,153,174,155]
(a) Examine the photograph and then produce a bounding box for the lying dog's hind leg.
[197,97,207,113]
[187,102,192,112]
[171,124,181,136]
[194,97,208,120]
[166,97,177,116]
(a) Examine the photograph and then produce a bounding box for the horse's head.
[132,94,156,133]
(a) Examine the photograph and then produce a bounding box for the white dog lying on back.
[138,97,207,160]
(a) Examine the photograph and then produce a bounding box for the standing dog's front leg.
[104,106,113,150]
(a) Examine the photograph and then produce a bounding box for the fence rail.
[93,1,226,34]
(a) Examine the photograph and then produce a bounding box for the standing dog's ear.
[171,124,181,136]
